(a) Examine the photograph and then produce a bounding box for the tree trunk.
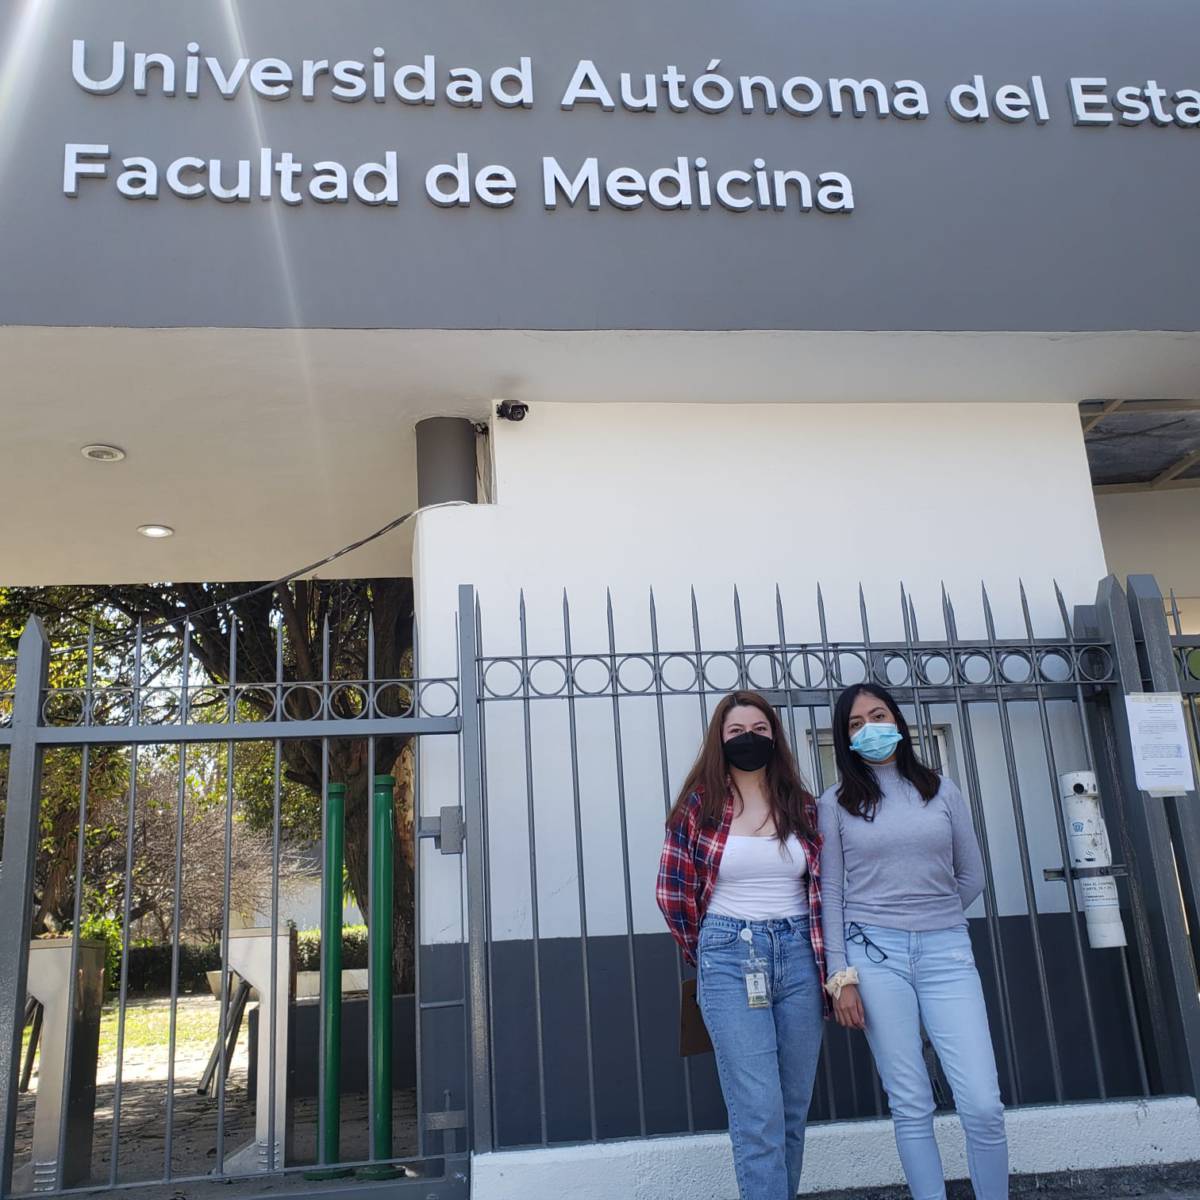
[33,806,79,934]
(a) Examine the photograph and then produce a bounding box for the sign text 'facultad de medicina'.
[63,40,1200,214]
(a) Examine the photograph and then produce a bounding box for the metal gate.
[460,577,1200,1150]
[3,574,1199,1197]
[1135,576,1200,1048]
[0,612,472,1198]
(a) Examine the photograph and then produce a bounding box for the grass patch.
[22,997,226,1077]
[96,999,221,1059]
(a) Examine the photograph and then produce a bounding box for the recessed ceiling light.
[137,524,175,539]
[81,444,126,462]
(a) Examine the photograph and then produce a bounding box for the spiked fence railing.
[3,575,1199,1188]
[0,609,469,1198]
[465,578,1163,1150]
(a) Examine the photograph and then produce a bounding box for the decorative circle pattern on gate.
[477,641,1115,701]
[28,677,459,728]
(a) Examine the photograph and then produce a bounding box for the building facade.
[1,1,1199,1197]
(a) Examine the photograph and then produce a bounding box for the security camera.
[496,400,529,422]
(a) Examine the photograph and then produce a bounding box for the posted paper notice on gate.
[1124,692,1196,797]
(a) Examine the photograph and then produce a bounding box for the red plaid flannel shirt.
[655,786,830,1015]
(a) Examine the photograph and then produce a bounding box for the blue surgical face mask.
[850,722,903,762]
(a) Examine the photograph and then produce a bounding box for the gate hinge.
[417,807,465,855]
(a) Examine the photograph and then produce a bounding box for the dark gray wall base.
[484,917,1152,1149]
[247,995,417,1097]
[808,1160,1200,1200]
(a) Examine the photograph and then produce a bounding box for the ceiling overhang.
[3,325,1198,585]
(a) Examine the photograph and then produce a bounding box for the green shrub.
[295,925,369,972]
[70,919,219,996]
[77,914,123,993]
[91,924,369,996]
[124,942,222,995]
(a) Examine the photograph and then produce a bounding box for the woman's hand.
[833,983,865,1030]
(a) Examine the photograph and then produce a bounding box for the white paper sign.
[1124,692,1196,797]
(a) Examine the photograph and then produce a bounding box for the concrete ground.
[812,1162,1200,1200]
[14,994,423,1190]
[13,998,1198,1197]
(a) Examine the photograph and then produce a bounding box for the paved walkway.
[15,994,421,1188]
[814,1169,1200,1200]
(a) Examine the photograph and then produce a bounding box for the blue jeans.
[846,923,1008,1200]
[697,914,823,1200]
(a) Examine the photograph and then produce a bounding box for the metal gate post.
[0,618,51,1196]
[457,585,493,1154]
[318,781,346,1168]
[1088,575,1200,1098]
[1125,574,1200,1027]
[369,773,396,1167]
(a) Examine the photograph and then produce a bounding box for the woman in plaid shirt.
[657,690,826,1200]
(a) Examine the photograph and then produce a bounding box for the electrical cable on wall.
[0,500,469,664]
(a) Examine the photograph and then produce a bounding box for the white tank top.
[707,834,809,920]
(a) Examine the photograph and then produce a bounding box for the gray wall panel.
[2,0,1197,330]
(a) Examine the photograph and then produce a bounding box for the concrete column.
[416,418,477,507]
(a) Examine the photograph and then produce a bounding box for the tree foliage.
[0,579,418,991]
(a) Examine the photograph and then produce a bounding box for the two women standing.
[657,684,1008,1200]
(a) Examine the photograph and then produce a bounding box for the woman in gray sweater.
[819,683,1008,1200]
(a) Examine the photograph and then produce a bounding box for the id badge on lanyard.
[743,949,770,1009]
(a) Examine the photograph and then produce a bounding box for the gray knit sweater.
[819,762,986,974]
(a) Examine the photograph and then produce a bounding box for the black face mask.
[723,731,774,773]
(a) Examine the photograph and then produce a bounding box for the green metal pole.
[369,774,395,1166]
[319,782,345,1168]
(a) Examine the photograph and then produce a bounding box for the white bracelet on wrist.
[824,967,860,1000]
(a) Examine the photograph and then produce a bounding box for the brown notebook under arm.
[679,978,714,1057]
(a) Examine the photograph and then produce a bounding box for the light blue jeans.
[846,923,1008,1200]
[697,914,823,1200]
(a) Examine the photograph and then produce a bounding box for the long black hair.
[832,683,941,820]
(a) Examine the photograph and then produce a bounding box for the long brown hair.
[668,690,816,840]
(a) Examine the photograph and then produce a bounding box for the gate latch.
[418,807,465,855]
[424,1109,467,1133]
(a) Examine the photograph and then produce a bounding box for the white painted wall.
[471,1098,1200,1200]
[1096,489,1200,632]
[245,877,363,932]
[413,402,1109,943]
